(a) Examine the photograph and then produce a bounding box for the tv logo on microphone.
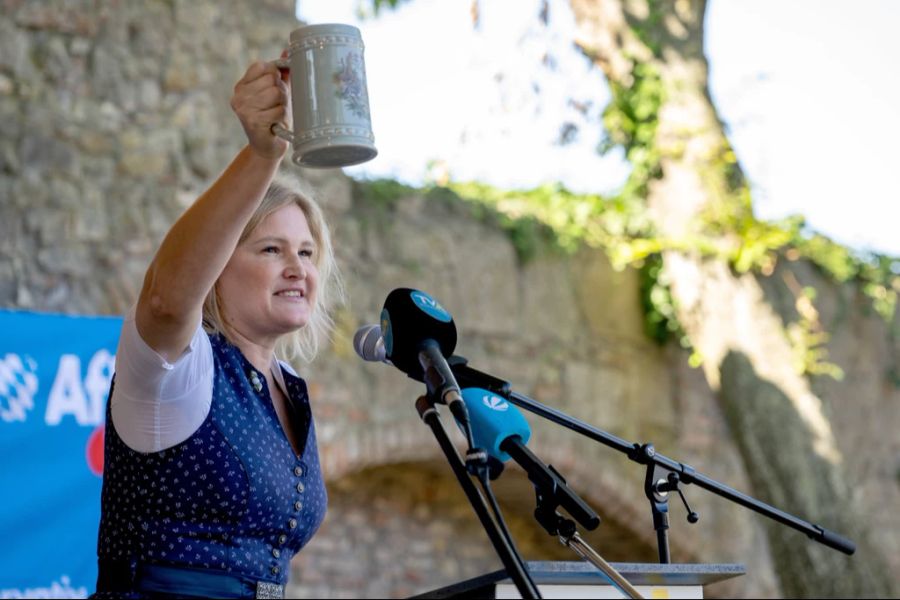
[482,394,509,412]
[410,291,452,323]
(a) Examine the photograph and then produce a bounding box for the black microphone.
[353,325,511,396]
[380,288,456,380]
[378,288,471,440]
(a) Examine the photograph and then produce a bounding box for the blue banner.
[0,310,122,599]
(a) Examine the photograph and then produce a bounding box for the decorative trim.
[294,126,374,143]
[286,36,364,55]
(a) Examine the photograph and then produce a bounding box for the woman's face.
[217,203,319,345]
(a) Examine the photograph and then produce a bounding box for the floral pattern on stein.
[333,52,370,120]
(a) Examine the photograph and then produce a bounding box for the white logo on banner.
[0,350,115,426]
[45,350,115,426]
[0,353,39,422]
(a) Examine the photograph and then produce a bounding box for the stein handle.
[270,57,295,143]
[271,123,294,144]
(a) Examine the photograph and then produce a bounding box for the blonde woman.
[92,60,342,599]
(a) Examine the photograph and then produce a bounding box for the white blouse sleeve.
[110,306,214,453]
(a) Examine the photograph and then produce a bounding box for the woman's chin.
[257,304,312,335]
[277,311,311,332]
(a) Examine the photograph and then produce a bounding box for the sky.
[295,0,900,256]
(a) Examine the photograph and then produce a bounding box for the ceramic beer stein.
[273,23,377,168]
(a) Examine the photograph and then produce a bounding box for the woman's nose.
[285,255,306,279]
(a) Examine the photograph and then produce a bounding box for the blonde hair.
[202,173,344,363]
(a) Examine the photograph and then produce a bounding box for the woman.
[92,60,343,599]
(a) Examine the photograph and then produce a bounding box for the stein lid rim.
[291,23,361,40]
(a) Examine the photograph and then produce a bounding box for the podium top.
[411,561,746,599]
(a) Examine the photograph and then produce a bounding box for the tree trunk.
[568,0,894,596]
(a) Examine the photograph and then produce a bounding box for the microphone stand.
[506,389,857,560]
[445,356,857,561]
[501,437,644,599]
[412,394,542,599]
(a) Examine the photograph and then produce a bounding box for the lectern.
[412,561,745,599]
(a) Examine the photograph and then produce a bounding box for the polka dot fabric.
[95,333,327,591]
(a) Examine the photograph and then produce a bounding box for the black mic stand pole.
[503,389,857,560]
[413,395,542,599]
[445,356,855,558]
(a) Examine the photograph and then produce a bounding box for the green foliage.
[436,182,579,262]
[628,0,665,57]
[437,180,679,341]
[794,235,899,321]
[785,285,845,380]
[353,171,897,380]
[449,181,609,253]
[704,187,900,323]
[599,62,665,210]
[639,254,684,344]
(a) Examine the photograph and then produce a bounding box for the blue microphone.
[462,387,600,530]
[461,388,531,462]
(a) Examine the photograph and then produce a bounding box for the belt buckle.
[255,581,284,599]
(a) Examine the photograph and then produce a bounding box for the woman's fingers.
[238,61,276,85]
[230,61,291,159]
[234,63,284,102]
[236,85,285,113]
[254,79,289,110]
[239,71,279,95]
[257,105,288,128]
[233,72,288,113]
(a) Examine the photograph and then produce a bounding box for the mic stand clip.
[526,459,644,600]
[635,444,700,564]
[637,444,700,564]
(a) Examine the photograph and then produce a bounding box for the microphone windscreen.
[380,288,457,378]
[353,324,385,362]
[462,387,531,462]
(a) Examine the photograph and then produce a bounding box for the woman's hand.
[230,61,291,160]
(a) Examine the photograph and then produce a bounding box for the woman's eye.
[299,249,314,258]
[263,246,279,254]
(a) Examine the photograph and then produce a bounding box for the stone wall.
[0,0,290,313]
[1,2,897,598]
